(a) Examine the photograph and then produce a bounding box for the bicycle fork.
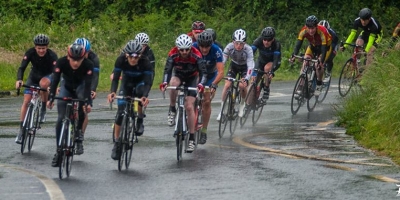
[175,92,187,135]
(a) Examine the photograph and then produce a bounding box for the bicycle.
[240,69,270,127]
[317,62,332,104]
[338,42,365,97]
[17,84,47,154]
[218,76,242,138]
[290,54,320,115]
[194,91,204,146]
[113,95,141,171]
[53,96,85,179]
[166,84,198,161]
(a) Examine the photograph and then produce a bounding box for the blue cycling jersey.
[192,42,223,74]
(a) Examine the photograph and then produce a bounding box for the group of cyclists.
[14,7,399,166]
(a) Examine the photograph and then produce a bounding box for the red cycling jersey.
[297,25,332,46]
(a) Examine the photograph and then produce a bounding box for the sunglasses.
[127,53,140,58]
[234,41,244,45]
[199,45,211,48]
[263,38,274,42]
[179,48,191,52]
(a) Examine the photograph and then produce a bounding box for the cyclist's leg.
[38,74,52,123]
[184,78,197,152]
[134,82,147,136]
[167,75,181,126]
[217,66,235,121]
[16,76,35,143]
[201,71,216,136]
[263,62,274,99]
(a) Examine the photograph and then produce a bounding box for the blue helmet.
[74,38,91,52]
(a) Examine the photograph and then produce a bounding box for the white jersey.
[223,42,254,79]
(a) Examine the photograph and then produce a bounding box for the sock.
[170,106,176,113]
[201,127,207,134]
[189,133,195,140]
[317,80,322,85]
[41,102,46,111]
[137,118,143,124]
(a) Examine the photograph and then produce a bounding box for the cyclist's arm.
[91,55,100,92]
[110,67,121,93]
[292,39,303,56]
[245,45,255,80]
[272,41,282,72]
[142,70,153,97]
[344,29,357,48]
[49,64,62,100]
[83,63,94,102]
[213,47,224,85]
[16,52,31,81]
[147,48,156,72]
[251,45,258,54]
[163,56,174,83]
[197,58,208,85]
[365,33,377,52]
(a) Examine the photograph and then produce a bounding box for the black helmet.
[68,43,86,60]
[33,34,50,45]
[205,28,216,41]
[197,31,214,47]
[261,27,275,40]
[124,40,142,54]
[359,8,372,20]
[305,15,318,27]
[192,21,206,30]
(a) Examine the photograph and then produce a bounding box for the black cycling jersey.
[142,46,156,72]
[16,47,58,80]
[110,55,153,97]
[252,37,282,72]
[49,56,94,102]
[327,28,339,50]
[87,51,100,92]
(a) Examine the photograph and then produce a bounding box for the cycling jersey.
[327,28,339,51]
[223,42,254,80]
[17,47,58,81]
[87,51,100,92]
[192,43,223,74]
[111,55,153,97]
[293,25,332,63]
[49,56,94,102]
[163,46,207,85]
[251,37,282,72]
[344,17,383,52]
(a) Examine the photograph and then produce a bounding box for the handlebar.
[291,55,319,63]
[340,41,364,49]
[17,84,47,96]
[222,77,243,82]
[166,86,198,91]
[114,95,142,102]
[52,96,87,103]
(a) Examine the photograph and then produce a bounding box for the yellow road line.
[369,175,400,183]
[323,164,357,171]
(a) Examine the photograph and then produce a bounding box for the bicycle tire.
[21,106,32,154]
[291,75,306,115]
[252,84,265,125]
[240,84,254,128]
[125,117,134,169]
[218,91,230,138]
[338,59,356,97]
[58,121,68,179]
[318,72,331,104]
[28,105,40,152]
[176,107,184,161]
[118,114,127,171]
[307,74,318,112]
[229,89,239,135]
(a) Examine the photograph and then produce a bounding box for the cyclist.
[192,31,224,144]
[159,34,207,152]
[15,34,58,144]
[251,27,281,101]
[340,8,383,66]
[390,22,400,48]
[187,21,206,42]
[73,38,100,155]
[217,29,254,120]
[135,32,156,85]
[289,15,332,96]
[318,20,339,81]
[107,40,152,160]
[47,43,93,167]
[205,28,224,50]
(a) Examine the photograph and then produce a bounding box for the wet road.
[1,79,399,200]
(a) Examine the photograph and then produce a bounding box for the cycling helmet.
[33,34,50,45]
[124,40,143,54]
[232,29,246,42]
[305,15,318,27]
[359,8,372,20]
[261,27,275,40]
[205,28,217,41]
[175,34,192,49]
[318,20,330,29]
[68,43,86,60]
[74,38,91,52]
[192,21,206,30]
[197,31,214,47]
[135,32,149,45]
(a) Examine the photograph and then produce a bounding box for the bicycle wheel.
[291,75,306,115]
[318,72,331,104]
[118,115,127,171]
[218,91,230,138]
[176,108,184,161]
[66,138,74,177]
[252,85,265,125]
[240,84,254,127]
[125,117,134,169]
[58,121,68,179]
[229,90,239,135]
[307,75,318,112]
[28,105,40,152]
[338,59,356,97]
[21,106,32,154]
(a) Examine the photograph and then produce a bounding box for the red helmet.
[192,21,206,31]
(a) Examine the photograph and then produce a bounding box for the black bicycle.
[113,95,141,171]
[290,55,320,115]
[53,96,84,179]
[240,69,270,127]
[166,85,198,161]
[17,84,47,154]
[194,91,203,146]
[218,76,242,138]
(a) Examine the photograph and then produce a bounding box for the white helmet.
[232,29,246,42]
[175,34,192,49]
[135,33,149,45]
[318,20,330,29]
